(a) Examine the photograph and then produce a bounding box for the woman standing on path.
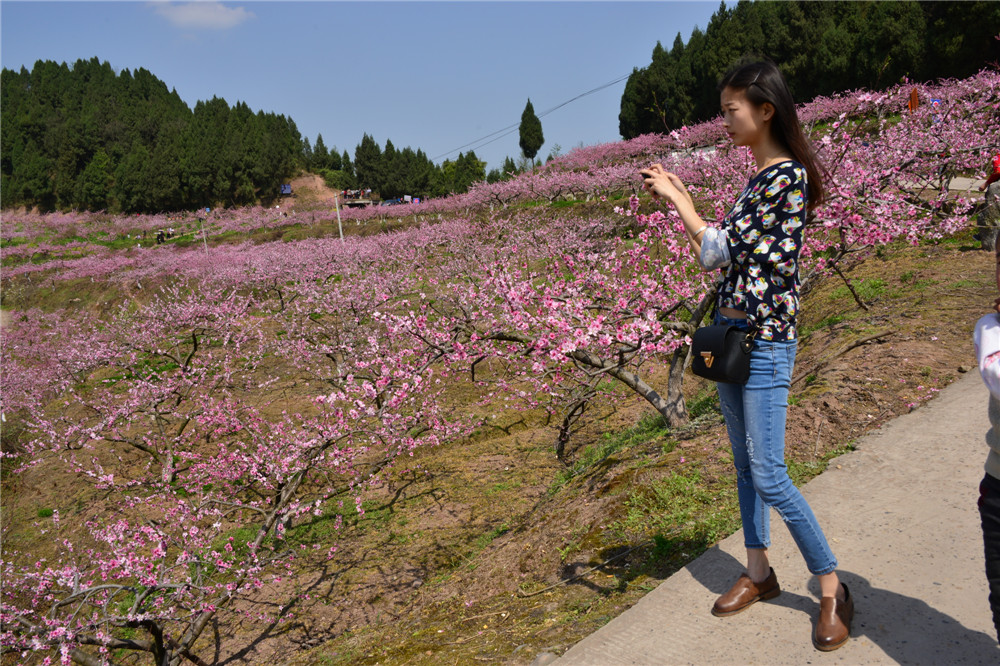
[640,60,853,651]
[973,232,1000,645]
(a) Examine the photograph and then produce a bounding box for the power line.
[431,72,633,162]
[536,72,632,119]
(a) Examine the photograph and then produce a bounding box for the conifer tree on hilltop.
[353,133,383,192]
[519,98,544,162]
[312,133,330,171]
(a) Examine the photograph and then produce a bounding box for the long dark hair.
[719,60,827,210]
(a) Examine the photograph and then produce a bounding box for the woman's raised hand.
[640,164,692,208]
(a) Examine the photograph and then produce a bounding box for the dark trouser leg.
[979,473,1000,644]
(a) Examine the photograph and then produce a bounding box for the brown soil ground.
[2,214,994,666]
[288,173,340,205]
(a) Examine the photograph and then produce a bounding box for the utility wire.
[536,72,632,119]
[431,71,633,162]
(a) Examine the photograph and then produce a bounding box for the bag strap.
[708,278,758,351]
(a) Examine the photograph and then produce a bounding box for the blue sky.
[1,1,726,171]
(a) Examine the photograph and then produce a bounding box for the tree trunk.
[662,346,689,425]
[567,349,687,427]
[556,398,588,462]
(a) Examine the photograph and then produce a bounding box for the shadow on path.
[688,548,999,663]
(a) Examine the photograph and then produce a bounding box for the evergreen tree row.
[305,131,488,201]
[1,58,302,213]
[0,57,496,212]
[620,0,1000,138]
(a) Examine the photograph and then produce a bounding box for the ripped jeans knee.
[716,337,838,575]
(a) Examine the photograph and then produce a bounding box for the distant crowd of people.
[155,228,176,244]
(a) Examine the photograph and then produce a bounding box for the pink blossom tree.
[1,279,461,664]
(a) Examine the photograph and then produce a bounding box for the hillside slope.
[288,172,340,205]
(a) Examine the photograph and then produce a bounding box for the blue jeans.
[714,314,838,575]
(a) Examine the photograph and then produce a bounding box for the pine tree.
[75,149,111,211]
[518,99,544,162]
[313,133,330,171]
[302,136,313,166]
[353,133,382,191]
[502,156,518,179]
[381,139,399,198]
[328,146,342,172]
[341,150,354,180]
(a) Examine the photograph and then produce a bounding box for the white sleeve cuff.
[976,313,1000,399]
[699,227,731,270]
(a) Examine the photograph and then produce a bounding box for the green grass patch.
[931,234,970,249]
[286,498,370,546]
[831,277,887,303]
[800,312,851,338]
[611,468,739,558]
[817,313,848,328]
[435,522,515,577]
[358,499,393,529]
[898,269,942,290]
[484,480,522,496]
[212,525,261,558]
[0,236,30,248]
[950,278,988,289]
[686,387,720,419]
[899,275,939,292]
[787,442,857,486]
[550,411,671,494]
[473,522,511,552]
[90,236,158,252]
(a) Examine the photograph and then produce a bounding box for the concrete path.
[950,176,987,194]
[556,369,999,665]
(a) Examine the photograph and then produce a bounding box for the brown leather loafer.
[711,567,780,617]
[813,583,854,651]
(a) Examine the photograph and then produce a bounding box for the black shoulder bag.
[690,321,757,384]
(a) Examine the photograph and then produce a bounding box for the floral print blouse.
[716,160,807,341]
